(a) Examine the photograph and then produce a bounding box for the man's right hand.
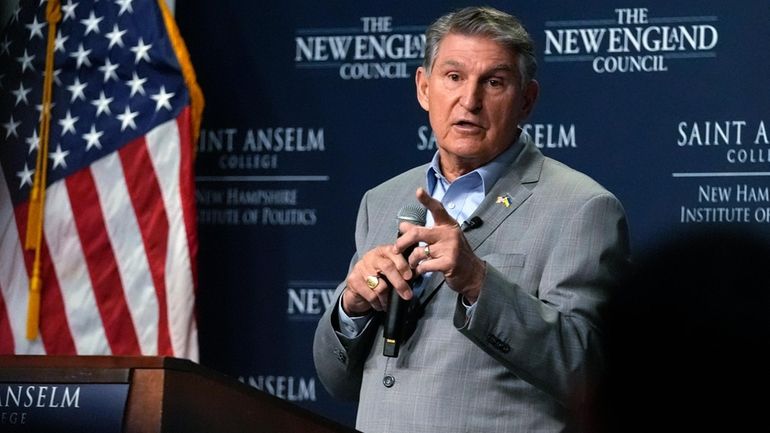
[342,245,415,315]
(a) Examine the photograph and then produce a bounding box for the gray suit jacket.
[314,133,629,433]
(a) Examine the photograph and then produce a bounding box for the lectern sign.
[0,383,129,432]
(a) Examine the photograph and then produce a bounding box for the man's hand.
[394,188,486,302]
[342,244,415,315]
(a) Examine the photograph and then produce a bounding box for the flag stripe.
[36,240,78,355]
[175,109,200,359]
[92,148,161,355]
[17,198,79,354]
[65,170,141,355]
[0,292,14,353]
[177,108,199,290]
[145,113,197,359]
[119,134,173,356]
[0,165,45,354]
[42,181,110,354]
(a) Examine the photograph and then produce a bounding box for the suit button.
[383,375,395,388]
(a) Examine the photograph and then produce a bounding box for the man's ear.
[415,66,430,111]
[521,79,540,117]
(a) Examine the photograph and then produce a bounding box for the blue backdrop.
[175,1,770,426]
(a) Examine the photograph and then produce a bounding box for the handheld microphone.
[383,204,427,358]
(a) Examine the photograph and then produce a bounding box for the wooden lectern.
[0,356,358,433]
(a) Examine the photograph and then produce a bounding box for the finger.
[415,255,451,276]
[393,225,430,254]
[379,269,413,301]
[347,269,386,311]
[416,187,457,226]
[363,269,390,309]
[366,245,414,281]
[368,246,414,302]
[406,243,431,269]
[342,285,383,313]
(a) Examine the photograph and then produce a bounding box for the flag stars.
[16,163,35,189]
[36,102,56,121]
[66,77,88,102]
[91,91,114,117]
[25,16,46,40]
[98,58,119,82]
[126,72,147,96]
[44,68,63,86]
[115,0,134,16]
[70,43,92,68]
[150,86,175,112]
[3,115,21,138]
[59,110,79,136]
[80,11,104,35]
[26,129,40,154]
[1,36,11,55]
[12,83,32,106]
[130,38,152,64]
[49,144,70,169]
[83,124,104,150]
[61,0,79,21]
[11,6,21,24]
[17,49,36,73]
[117,106,139,131]
[105,24,126,49]
[54,31,69,53]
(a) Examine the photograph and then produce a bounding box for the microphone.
[461,216,483,232]
[383,204,427,358]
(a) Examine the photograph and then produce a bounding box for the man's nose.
[458,81,482,113]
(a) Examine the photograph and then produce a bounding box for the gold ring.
[424,245,431,258]
[365,275,379,290]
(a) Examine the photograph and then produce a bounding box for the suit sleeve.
[313,190,381,401]
[454,192,630,404]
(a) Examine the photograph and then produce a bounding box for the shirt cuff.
[462,296,478,317]
[337,296,372,338]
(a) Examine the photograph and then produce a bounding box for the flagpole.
[25,0,62,341]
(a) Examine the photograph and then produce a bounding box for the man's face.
[416,33,538,177]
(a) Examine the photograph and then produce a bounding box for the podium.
[0,355,358,433]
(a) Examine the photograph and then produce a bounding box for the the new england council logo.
[294,16,425,80]
[544,7,719,73]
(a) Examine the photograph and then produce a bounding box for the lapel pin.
[496,195,511,208]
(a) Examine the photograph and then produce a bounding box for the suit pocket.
[481,253,526,271]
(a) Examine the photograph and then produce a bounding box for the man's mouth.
[453,120,484,130]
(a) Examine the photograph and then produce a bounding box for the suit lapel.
[418,138,544,305]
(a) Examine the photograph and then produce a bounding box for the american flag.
[0,0,201,359]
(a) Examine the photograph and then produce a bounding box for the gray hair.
[422,6,537,87]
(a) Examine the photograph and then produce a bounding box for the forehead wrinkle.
[489,63,516,74]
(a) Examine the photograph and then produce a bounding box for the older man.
[314,6,629,433]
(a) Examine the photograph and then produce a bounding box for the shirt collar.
[425,130,526,195]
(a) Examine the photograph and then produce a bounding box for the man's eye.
[487,79,502,87]
[448,73,460,81]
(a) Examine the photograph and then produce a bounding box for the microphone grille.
[397,205,427,227]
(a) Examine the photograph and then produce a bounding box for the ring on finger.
[365,275,379,290]
[423,245,432,259]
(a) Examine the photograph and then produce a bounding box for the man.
[314,6,629,433]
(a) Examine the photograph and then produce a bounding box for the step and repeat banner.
[175,1,769,426]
